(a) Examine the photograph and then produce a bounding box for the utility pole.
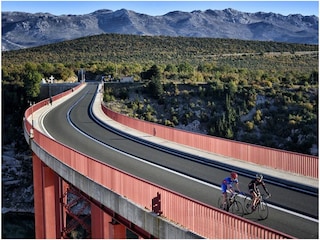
[49,75,54,105]
[30,101,34,127]
[78,69,85,82]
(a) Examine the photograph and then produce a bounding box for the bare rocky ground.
[1,141,89,238]
[2,143,34,214]
[2,142,35,238]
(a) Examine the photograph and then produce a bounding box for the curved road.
[43,83,318,239]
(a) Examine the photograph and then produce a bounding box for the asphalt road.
[43,83,318,239]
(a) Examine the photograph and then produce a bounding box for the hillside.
[2,33,318,156]
[2,8,318,51]
[2,33,318,68]
[103,70,318,156]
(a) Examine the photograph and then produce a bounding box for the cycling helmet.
[256,173,263,180]
[231,172,238,179]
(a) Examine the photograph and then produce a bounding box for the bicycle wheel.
[218,196,229,211]
[257,201,269,220]
[229,200,244,217]
[243,196,253,214]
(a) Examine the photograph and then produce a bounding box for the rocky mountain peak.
[2,8,318,51]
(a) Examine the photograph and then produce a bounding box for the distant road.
[43,83,318,239]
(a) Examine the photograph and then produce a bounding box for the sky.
[1,1,319,17]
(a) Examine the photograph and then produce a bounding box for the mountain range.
[2,8,318,51]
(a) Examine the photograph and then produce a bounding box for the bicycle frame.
[218,193,244,217]
[244,192,269,220]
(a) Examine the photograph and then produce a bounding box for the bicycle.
[244,190,270,220]
[218,193,244,217]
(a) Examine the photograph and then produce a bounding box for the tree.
[151,64,162,78]
[164,63,177,73]
[53,63,75,81]
[309,70,318,85]
[254,109,263,123]
[148,75,163,99]
[245,121,255,131]
[145,64,164,99]
[191,71,204,82]
[39,62,54,76]
[227,81,238,95]
[177,62,193,73]
[103,63,117,77]
[24,62,43,100]
[142,64,162,80]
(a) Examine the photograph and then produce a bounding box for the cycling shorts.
[221,184,228,193]
[249,186,260,195]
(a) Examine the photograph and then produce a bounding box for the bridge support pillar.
[61,180,68,238]
[91,203,126,238]
[109,219,127,239]
[32,153,62,238]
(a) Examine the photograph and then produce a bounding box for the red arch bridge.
[23,82,318,238]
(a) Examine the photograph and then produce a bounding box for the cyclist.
[248,173,271,210]
[221,172,241,210]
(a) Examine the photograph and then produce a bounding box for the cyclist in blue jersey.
[221,172,242,210]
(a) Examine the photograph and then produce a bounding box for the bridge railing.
[25,120,292,238]
[25,83,81,119]
[24,92,292,238]
[102,105,318,179]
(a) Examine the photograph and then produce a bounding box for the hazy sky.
[1,1,319,17]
